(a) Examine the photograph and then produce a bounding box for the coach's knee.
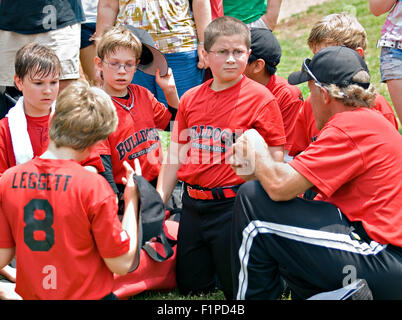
[235,181,277,220]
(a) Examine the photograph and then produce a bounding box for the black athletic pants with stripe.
[231,181,402,300]
[176,188,235,300]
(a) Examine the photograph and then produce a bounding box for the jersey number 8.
[23,199,55,251]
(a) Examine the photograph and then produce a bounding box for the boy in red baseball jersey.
[94,26,179,207]
[157,16,286,299]
[0,43,102,299]
[244,28,304,162]
[0,81,140,300]
[288,13,399,158]
[0,43,105,176]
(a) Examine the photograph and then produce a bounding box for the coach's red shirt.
[288,93,399,157]
[290,107,402,246]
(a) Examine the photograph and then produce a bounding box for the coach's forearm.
[255,158,313,201]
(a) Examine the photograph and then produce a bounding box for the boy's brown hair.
[96,26,142,61]
[204,16,251,52]
[307,13,367,53]
[49,81,118,150]
[14,42,61,81]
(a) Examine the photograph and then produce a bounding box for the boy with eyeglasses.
[94,26,179,205]
[156,16,286,299]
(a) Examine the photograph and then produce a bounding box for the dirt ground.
[278,0,331,22]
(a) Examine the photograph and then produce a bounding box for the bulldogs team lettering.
[116,128,160,160]
[189,125,242,150]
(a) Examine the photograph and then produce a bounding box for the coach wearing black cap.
[230,46,402,300]
[244,28,303,162]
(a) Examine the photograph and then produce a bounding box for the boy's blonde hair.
[307,13,367,52]
[96,26,142,61]
[204,16,251,52]
[49,81,118,150]
[15,42,61,81]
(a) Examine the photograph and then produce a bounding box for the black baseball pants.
[176,188,235,300]
[231,180,402,300]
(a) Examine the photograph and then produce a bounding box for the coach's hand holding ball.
[230,129,271,181]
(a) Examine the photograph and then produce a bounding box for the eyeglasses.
[208,49,247,59]
[102,61,137,72]
[302,58,328,90]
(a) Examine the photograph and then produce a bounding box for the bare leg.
[386,79,402,127]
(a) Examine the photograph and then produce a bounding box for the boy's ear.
[201,47,209,64]
[355,47,364,59]
[14,75,23,92]
[250,59,266,74]
[94,56,102,69]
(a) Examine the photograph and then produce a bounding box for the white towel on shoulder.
[6,97,55,165]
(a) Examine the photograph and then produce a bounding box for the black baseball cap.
[124,25,168,76]
[249,28,281,72]
[288,46,370,89]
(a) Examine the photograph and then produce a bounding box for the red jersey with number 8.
[0,157,130,300]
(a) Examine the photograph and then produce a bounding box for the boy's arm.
[192,0,212,69]
[156,68,179,109]
[157,141,188,204]
[0,265,16,282]
[261,0,282,31]
[103,160,140,275]
[369,0,397,16]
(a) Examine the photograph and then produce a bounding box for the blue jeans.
[132,50,204,106]
[380,46,402,82]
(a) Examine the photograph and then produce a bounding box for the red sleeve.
[254,98,286,146]
[0,118,15,174]
[80,150,105,173]
[289,126,364,198]
[89,192,130,258]
[95,138,111,156]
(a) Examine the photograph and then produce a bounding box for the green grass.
[130,289,226,300]
[137,0,399,300]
